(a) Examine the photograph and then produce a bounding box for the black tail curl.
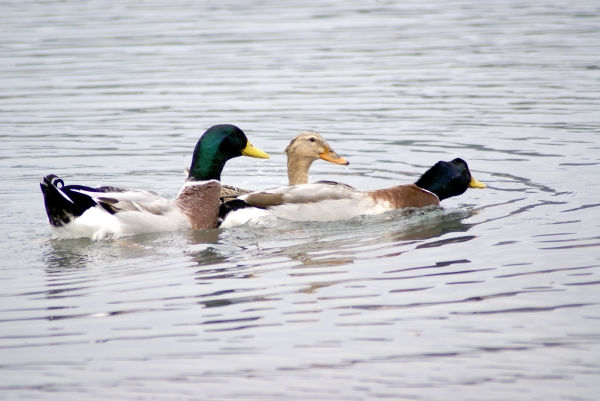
[40,175,97,227]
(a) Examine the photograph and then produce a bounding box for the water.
[1,0,600,399]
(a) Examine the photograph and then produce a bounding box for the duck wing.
[239,181,362,207]
[218,182,371,225]
[73,187,175,215]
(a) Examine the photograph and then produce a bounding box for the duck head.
[188,124,269,182]
[285,132,348,165]
[415,158,486,201]
[285,131,348,185]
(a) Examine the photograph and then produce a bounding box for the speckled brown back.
[220,184,253,201]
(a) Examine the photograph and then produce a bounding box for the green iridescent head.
[187,124,269,181]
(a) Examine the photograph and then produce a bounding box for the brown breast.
[368,184,440,209]
[174,181,222,230]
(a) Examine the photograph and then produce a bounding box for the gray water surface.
[1,1,600,400]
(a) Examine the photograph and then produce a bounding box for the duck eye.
[309,137,315,142]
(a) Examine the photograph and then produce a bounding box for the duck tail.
[40,174,97,227]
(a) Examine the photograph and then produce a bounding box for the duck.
[40,124,269,240]
[219,158,486,227]
[219,131,348,201]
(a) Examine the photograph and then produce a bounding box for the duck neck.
[287,156,315,185]
[415,178,452,201]
[414,180,441,200]
[188,142,229,182]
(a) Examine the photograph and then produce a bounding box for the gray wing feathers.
[240,183,361,207]
[74,189,175,216]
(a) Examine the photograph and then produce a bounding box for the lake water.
[1,1,600,400]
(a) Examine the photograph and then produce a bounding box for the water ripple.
[2,0,600,400]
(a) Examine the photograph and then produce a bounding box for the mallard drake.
[40,124,269,240]
[220,131,348,200]
[219,158,485,227]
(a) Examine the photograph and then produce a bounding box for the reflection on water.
[2,0,600,400]
[44,238,148,269]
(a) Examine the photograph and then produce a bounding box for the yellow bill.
[242,141,270,159]
[319,145,349,165]
[469,177,486,189]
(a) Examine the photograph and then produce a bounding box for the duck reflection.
[182,208,478,314]
[185,228,221,245]
[43,234,161,271]
[200,207,478,275]
[187,247,228,267]
[43,237,101,270]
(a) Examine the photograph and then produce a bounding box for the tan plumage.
[220,131,348,200]
[284,132,348,185]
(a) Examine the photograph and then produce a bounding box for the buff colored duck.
[41,124,269,240]
[219,158,485,227]
[219,131,348,200]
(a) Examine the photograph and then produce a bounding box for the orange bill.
[319,145,349,165]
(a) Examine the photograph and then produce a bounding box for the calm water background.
[1,1,600,400]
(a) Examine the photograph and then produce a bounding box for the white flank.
[221,182,406,227]
[219,208,271,228]
[220,196,394,228]
[51,200,191,241]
